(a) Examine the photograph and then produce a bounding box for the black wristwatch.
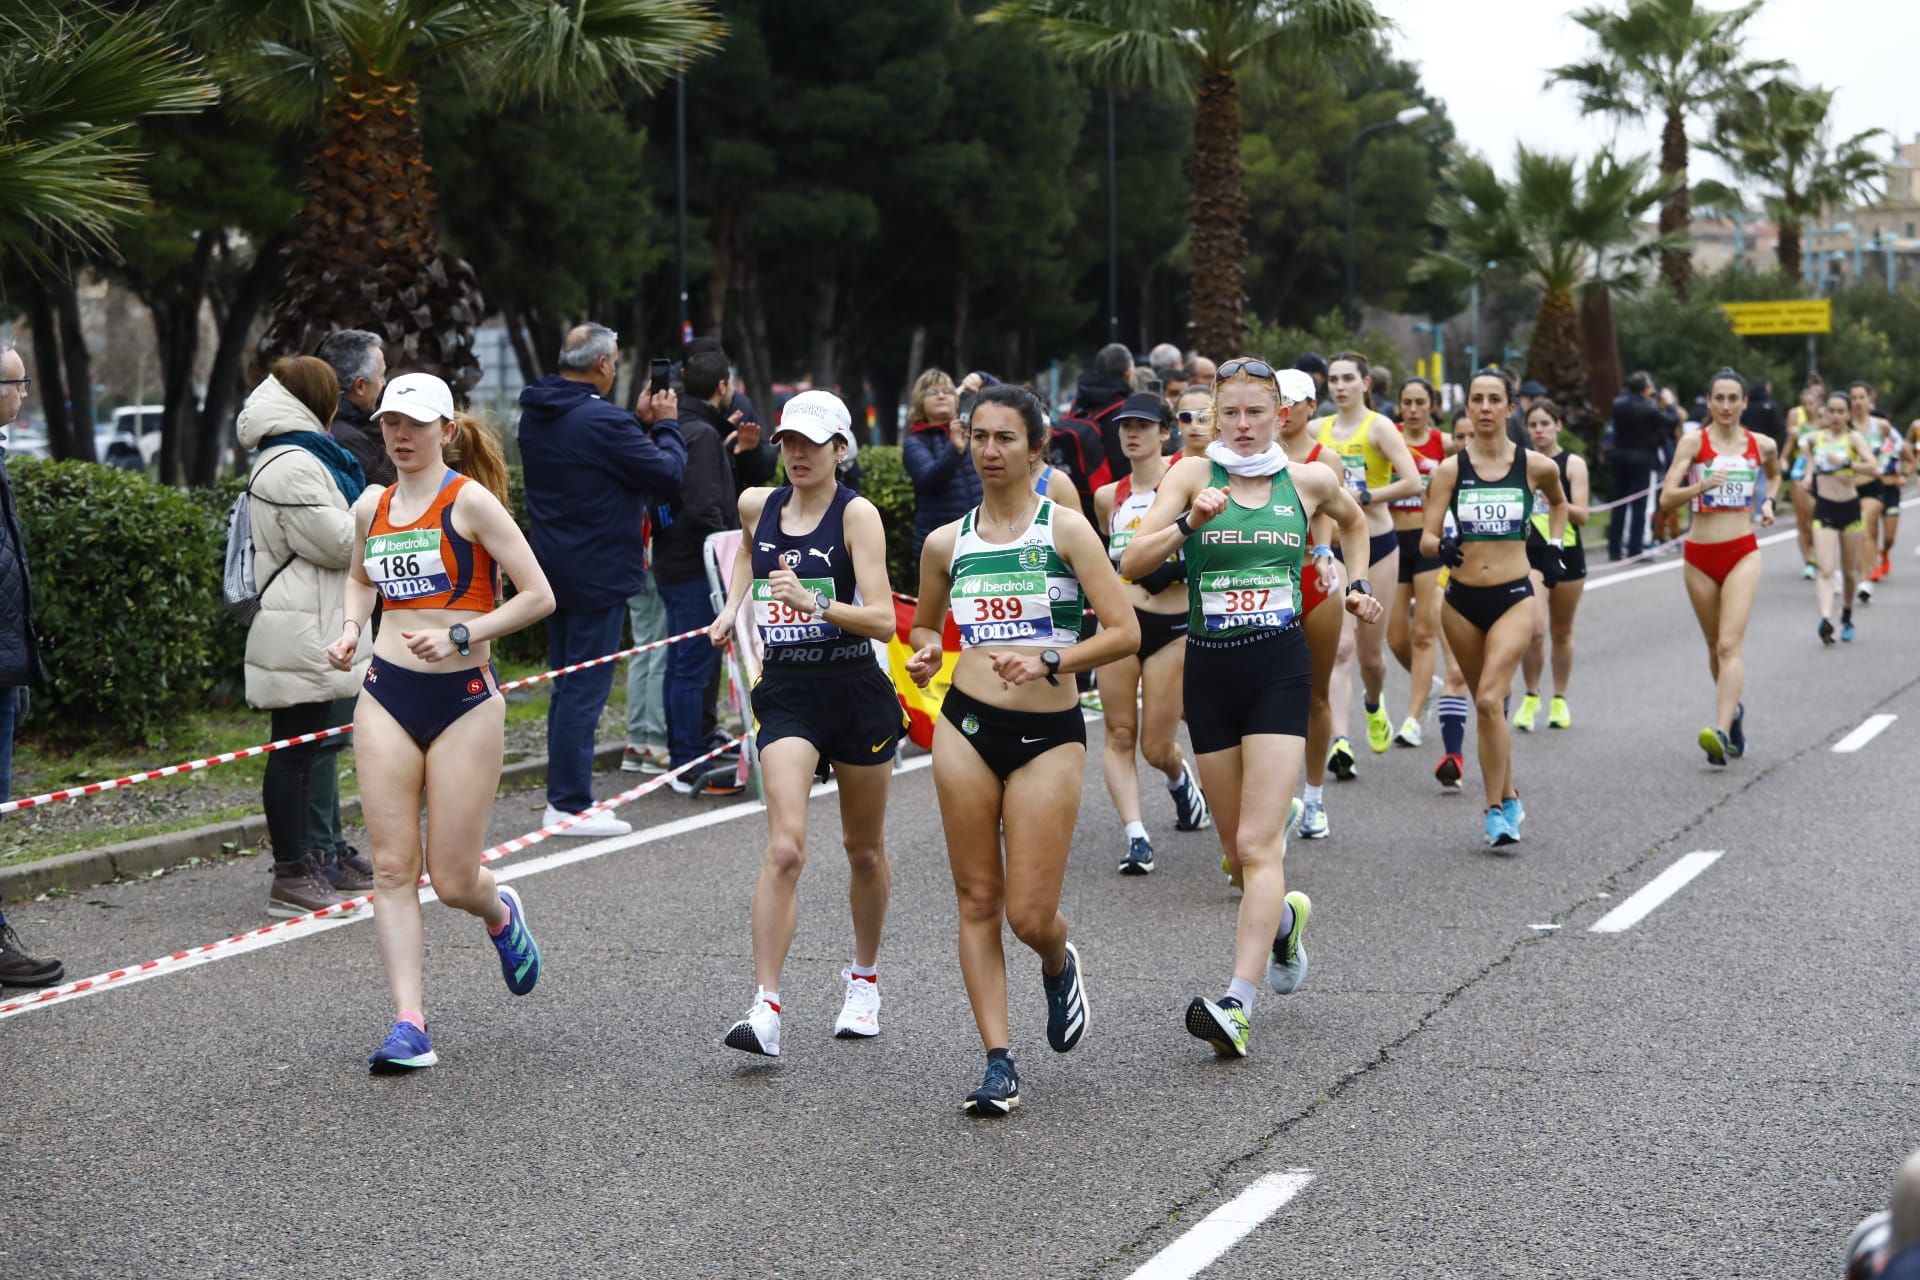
[449,622,471,656]
[1040,649,1062,686]
[1174,512,1194,537]
[1345,579,1373,598]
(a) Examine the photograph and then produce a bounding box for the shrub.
[9,459,225,743]
[494,465,550,666]
[855,446,918,596]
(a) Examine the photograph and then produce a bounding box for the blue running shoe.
[368,1021,437,1074]
[1296,799,1329,840]
[1501,796,1525,834]
[963,1054,1020,1116]
[1043,941,1088,1053]
[1170,764,1211,831]
[1118,836,1155,875]
[1728,703,1747,757]
[1840,619,1856,643]
[1484,806,1517,848]
[491,885,541,996]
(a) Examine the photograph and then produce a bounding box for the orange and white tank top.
[1690,429,1762,515]
[365,472,498,611]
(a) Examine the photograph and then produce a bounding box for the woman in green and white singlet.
[908,384,1138,1118]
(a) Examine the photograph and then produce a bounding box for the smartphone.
[1145,378,1164,394]
[648,358,672,395]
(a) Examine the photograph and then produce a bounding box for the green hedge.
[855,446,917,596]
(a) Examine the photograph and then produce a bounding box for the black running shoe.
[1118,836,1154,875]
[1819,618,1836,646]
[1728,702,1746,758]
[1170,765,1211,831]
[963,1055,1020,1116]
[1043,941,1088,1053]
[1328,737,1357,781]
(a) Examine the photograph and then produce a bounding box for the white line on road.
[1832,714,1897,754]
[1589,851,1723,933]
[1124,1169,1315,1280]
[1585,529,1797,592]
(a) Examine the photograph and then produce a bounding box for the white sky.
[1377,0,1920,185]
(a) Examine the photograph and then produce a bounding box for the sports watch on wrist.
[1040,649,1062,686]
[809,590,831,619]
[449,622,471,656]
[1345,579,1373,598]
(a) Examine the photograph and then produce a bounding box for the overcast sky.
[1376,0,1919,186]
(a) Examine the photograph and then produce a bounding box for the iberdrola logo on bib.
[1018,546,1044,571]
[961,713,980,736]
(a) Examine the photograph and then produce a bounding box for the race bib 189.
[366,528,451,601]
[1696,463,1755,510]
[952,570,1054,645]
[1199,568,1295,633]
[1458,486,1526,537]
[753,577,839,645]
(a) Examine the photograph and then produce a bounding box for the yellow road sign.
[1719,299,1832,336]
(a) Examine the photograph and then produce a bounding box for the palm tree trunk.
[1777,221,1803,281]
[1659,108,1692,298]
[1528,287,1587,412]
[259,65,484,394]
[1188,70,1246,358]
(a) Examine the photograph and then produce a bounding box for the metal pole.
[1468,279,1481,374]
[1732,208,1744,271]
[1106,92,1118,343]
[1851,227,1862,286]
[676,75,689,338]
[1344,144,1358,325]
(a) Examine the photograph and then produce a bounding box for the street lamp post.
[1343,106,1428,325]
[1107,91,1119,343]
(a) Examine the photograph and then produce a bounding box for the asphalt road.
[4,529,1915,1280]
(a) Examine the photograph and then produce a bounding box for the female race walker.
[1315,353,1422,766]
[1512,399,1588,732]
[1656,369,1779,766]
[1122,358,1380,1058]
[1421,370,1567,847]
[325,373,555,1073]
[1848,382,1894,602]
[708,391,902,1057]
[1092,392,1210,875]
[1385,376,1452,750]
[1806,391,1875,644]
[1783,382,1823,579]
[907,384,1138,1116]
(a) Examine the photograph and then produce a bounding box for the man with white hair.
[1148,342,1185,382]
[0,344,60,988]
[316,329,391,487]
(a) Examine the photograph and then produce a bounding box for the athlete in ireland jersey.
[1092,393,1208,877]
[1122,359,1380,1060]
[708,391,902,1058]
[1658,369,1779,765]
[907,384,1138,1116]
[1422,369,1567,847]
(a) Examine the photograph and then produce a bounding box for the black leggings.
[262,700,340,868]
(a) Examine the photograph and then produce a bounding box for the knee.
[1140,735,1178,772]
[1105,720,1138,755]
[1005,903,1056,947]
[954,882,1002,926]
[371,860,418,894]
[1411,617,1438,647]
[1474,691,1506,721]
[1551,623,1575,648]
[765,833,807,882]
[1713,638,1741,667]
[843,840,886,880]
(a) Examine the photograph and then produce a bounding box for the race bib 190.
[952,570,1054,645]
[1199,568,1295,633]
[1458,487,1526,537]
[366,528,451,601]
[753,577,839,645]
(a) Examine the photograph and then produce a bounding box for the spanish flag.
[888,593,958,748]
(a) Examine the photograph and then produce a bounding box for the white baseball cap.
[1277,368,1318,407]
[772,389,853,446]
[376,372,456,423]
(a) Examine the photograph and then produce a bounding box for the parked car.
[102,404,164,470]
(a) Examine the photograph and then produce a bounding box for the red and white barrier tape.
[0,627,709,816]
[1588,480,1658,514]
[0,734,745,1020]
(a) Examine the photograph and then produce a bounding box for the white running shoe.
[725,998,781,1056]
[1393,718,1423,748]
[833,971,881,1039]
[543,805,633,837]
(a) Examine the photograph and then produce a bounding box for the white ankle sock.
[1124,820,1148,841]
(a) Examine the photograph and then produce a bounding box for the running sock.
[398,1010,426,1032]
[1278,901,1296,941]
[1225,977,1258,1016]
[987,1046,1012,1063]
[756,988,781,1013]
[1439,696,1469,756]
[1364,697,1379,714]
[850,964,877,982]
[1125,820,1149,842]
[1303,783,1324,806]
[1167,765,1189,792]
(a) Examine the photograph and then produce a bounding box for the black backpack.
[1048,404,1115,506]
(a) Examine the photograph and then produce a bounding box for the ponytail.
[446,412,509,505]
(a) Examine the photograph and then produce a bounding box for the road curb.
[0,741,626,901]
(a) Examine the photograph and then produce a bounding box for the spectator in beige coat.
[237,357,372,917]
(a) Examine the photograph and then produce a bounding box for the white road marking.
[1585,529,1797,591]
[1124,1169,1315,1280]
[1832,714,1897,754]
[1589,851,1723,933]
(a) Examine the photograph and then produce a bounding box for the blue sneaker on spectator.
[368,1021,437,1074]
[491,886,541,996]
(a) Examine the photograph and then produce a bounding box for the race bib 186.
[366,529,451,601]
[1199,568,1295,633]
[952,570,1054,645]
[1458,486,1526,537]
[753,577,839,645]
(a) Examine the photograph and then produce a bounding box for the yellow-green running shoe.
[1699,726,1729,766]
[1512,693,1540,732]
[1266,890,1312,994]
[1366,702,1392,753]
[1185,996,1251,1057]
[1548,695,1571,729]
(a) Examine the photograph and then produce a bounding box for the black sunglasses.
[1215,358,1276,381]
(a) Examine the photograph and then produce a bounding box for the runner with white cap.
[325,372,557,1073]
[708,390,905,1057]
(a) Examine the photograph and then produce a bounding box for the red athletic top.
[1390,428,1447,511]
[364,473,499,612]
[1690,428,1762,515]
[1302,443,1332,614]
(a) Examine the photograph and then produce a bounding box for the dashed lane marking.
[1589,851,1723,934]
[1123,1169,1315,1280]
[1832,714,1897,754]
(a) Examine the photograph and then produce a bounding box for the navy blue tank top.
[749,484,873,672]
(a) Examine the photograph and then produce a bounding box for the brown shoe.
[324,846,374,894]
[0,913,64,988]
[269,853,357,919]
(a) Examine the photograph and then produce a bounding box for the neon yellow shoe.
[1548,695,1571,729]
[1512,693,1540,733]
[1365,702,1392,753]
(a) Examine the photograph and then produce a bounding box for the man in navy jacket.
[519,323,686,834]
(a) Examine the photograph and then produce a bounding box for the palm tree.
[210,0,725,391]
[1698,78,1886,282]
[1423,147,1681,415]
[978,0,1386,358]
[1549,0,1781,298]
